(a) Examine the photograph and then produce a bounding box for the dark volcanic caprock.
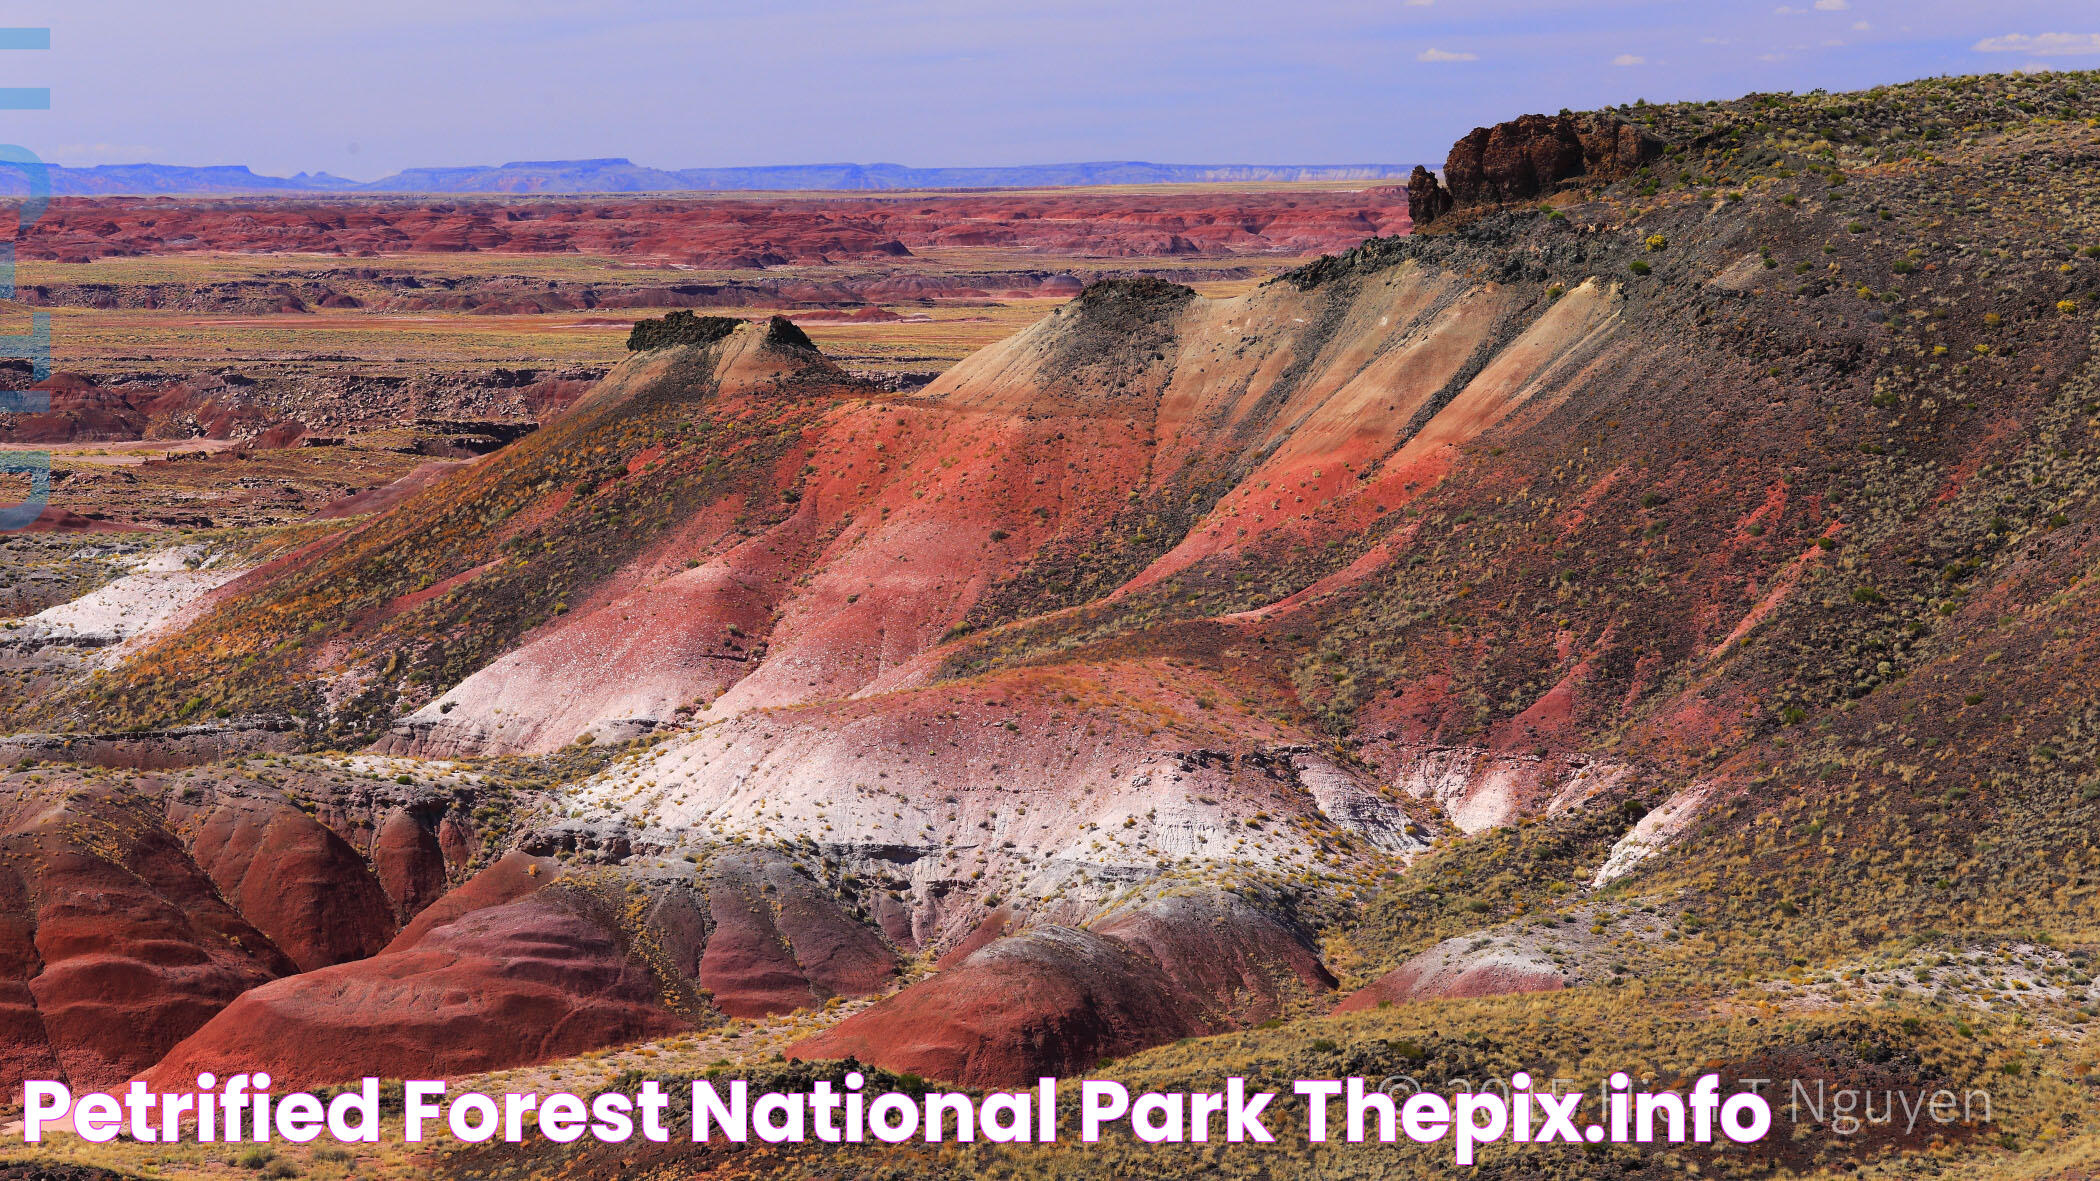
[1406,164,1454,226]
[1414,110,1665,219]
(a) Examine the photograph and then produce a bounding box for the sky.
[1,1,2098,179]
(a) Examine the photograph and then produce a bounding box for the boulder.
[1406,165,1454,226]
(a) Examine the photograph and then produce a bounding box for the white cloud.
[1611,53,1646,66]
[1403,0,1433,6]
[1973,32,2100,56]
[1853,20,1870,31]
[1813,0,1848,10]
[1416,47,1477,61]
[1774,5,1802,14]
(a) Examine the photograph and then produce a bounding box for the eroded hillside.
[6,70,2100,1181]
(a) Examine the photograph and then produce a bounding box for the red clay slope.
[79,252,1703,1090]
[141,847,901,1088]
[61,270,1646,1087]
[382,270,1619,759]
[166,791,397,972]
[143,863,687,1090]
[788,892,1332,1087]
[0,777,296,1091]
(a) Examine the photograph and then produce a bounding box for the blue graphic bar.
[0,30,46,531]
[0,452,48,531]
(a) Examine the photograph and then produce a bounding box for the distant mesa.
[16,191,1409,265]
[11,158,1418,196]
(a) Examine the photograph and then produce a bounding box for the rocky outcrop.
[0,766,542,1091]
[1446,114,1584,206]
[368,805,452,922]
[627,310,741,352]
[1406,165,1453,227]
[1410,112,1664,224]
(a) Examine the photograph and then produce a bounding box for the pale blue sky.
[2,1,2097,178]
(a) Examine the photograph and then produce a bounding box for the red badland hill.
[0,769,482,1089]
[19,257,1777,1087]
